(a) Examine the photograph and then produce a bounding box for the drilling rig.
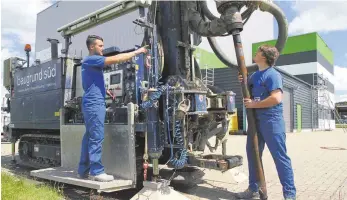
[2,1,287,199]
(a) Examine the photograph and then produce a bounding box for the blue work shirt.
[81,55,106,105]
[248,67,285,133]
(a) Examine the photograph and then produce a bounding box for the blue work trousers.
[78,102,105,176]
[246,121,296,198]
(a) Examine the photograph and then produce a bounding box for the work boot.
[90,173,114,182]
[235,188,259,199]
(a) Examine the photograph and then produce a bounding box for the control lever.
[106,89,115,101]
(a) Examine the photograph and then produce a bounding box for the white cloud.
[1,0,52,98]
[1,0,52,63]
[334,66,347,91]
[334,65,347,103]
[0,48,22,98]
[289,1,347,34]
[336,94,347,103]
[1,38,15,48]
[1,0,52,45]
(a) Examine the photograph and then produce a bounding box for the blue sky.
[1,0,347,102]
[273,1,347,102]
[274,1,347,67]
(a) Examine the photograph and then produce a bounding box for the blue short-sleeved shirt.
[248,67,285,132]
[81,55,106,104]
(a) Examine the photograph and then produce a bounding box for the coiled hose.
[169,120,188,169]
[141,84,168,109]
[141,84,188,169]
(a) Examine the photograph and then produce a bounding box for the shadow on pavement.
[173,182,241,200]
[165,167,240,200]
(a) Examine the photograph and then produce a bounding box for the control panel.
[102,46,145,107]
[104,70,123,98]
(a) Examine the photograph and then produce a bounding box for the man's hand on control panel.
[105,45,150,65]
[136,45,149,54]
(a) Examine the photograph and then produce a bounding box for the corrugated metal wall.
[211,67,314,131]
[280,69,314,130]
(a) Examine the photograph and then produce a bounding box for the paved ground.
[2,129,347,200]
[182,129,347,200]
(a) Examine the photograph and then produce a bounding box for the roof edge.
[37,1,61,16]
[252,32,317,45]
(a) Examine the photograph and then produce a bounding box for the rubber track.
[18,134,60,169]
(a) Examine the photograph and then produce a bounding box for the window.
[110,73,121,85]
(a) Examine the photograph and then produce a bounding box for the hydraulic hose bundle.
[169,120,188,169]
[141,83,189,170]
[186,1,289,199]
[141,84,168,109]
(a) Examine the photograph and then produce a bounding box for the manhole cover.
[320,147,347,150]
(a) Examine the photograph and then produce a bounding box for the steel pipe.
[232,30,267,199]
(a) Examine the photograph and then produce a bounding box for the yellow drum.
[228,108,238,134]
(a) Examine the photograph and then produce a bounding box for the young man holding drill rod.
[78,35,148,182]
[235,45,296,200]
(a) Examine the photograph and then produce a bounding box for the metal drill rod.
[232,30,268,200]
[152,159,159,182]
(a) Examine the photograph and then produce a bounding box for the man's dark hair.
[86,35,103,50]
[258,44,279,66]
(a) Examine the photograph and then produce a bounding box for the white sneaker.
[90,173,114,182]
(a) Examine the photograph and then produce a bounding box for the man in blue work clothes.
[235,45,296,199]
[78,35,148,182]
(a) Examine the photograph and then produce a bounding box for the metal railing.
[202,66,214,86]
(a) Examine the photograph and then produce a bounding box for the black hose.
[208,35,259,72]
[199,0,253,37]
[241,7,253,20]
[194,57,202,79]
[199,1,218,21]
[200,0,254,25]
[258,1,288,54]
[217,7,255,37]
[205,1,287,70]
[187,1,228,37]
[207,36,238,68]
